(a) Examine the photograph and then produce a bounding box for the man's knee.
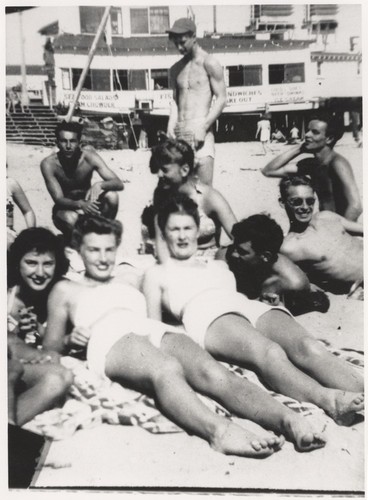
[54,209,79,228]
[195,157,214,185]
[100,191,119,218]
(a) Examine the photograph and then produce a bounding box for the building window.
[113,70,128,90]
[130,6,169,35]
[130,8,149,34]
[110,7,122,34]
[128,70,147,90]
[317,61,322,76]
[150,7,169,34]
[80,6,104,34]
[310,4,338,16]
[228,65,262,87]
[254,4,294,17]
[61,68,71,90]
[80,6,123,35]
[151,69,169,89]
[91,69,111,91]
[311,21,338,34]
[71,68,110,91]
[72,68,92,90]
[269,63,305,84]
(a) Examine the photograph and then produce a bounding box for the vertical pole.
[18,11,29,107]
[66,6,112,122]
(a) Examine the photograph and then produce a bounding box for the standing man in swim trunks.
[41,121,124,242]
[166,18,227,186]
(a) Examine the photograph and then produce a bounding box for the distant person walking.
[256,114,272,155]
[166,18,227,185]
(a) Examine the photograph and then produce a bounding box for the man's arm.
[167,65,179,139]
[40,158,84,211]
[331,154,362,221]
[88,151,124,202]
[261,144,304,177]
[203,55,227,132]
[206,187,237,238]
[316,210,363,236]
[9,178,36,228]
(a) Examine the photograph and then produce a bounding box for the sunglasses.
[287,197,316,208]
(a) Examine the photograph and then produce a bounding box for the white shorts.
[86,310,171,378]
[182,289,292,348]
[175,119,215,160]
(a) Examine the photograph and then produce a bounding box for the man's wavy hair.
[71,215,123,249]
[279,175,315,201]
[157,192,200,234]
[309,111,344,147]
[8,227,69,288]
[55,120,83,141]
[149,138,195,174]
[231,214,283,262]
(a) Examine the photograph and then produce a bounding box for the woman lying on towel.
[7,227,69,347]
[43,215,331,456]
[142,194,364,429]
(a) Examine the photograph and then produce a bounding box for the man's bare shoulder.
[40,152,59,171]
[81,147,105,168]
[313,211,340,224]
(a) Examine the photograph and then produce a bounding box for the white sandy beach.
[6,136,364,492]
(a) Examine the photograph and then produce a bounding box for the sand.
[6,135,364,492]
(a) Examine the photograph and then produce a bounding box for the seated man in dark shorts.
[41,120,124,242]
[216,214,330,315]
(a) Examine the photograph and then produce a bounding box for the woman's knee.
[152,356,185,384]
[43,365,73,395]
[262,341,289,367]
[293,336,326,364]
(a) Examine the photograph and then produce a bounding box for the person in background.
[7,170,36,250]
[166,17,227,185]
[41,120,124,243]
[262,112,362,221]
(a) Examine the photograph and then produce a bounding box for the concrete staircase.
[6,105,59,147]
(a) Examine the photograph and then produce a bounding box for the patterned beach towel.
[22,340,364,440]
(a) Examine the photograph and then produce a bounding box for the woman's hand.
[69,326,91,347]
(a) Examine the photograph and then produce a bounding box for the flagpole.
[65,6,112,122]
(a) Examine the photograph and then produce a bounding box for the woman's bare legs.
[205,314,364,426]
[256,310,364,392]
[161,332,326,452]
[105,333,277,458]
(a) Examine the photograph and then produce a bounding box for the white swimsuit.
[74,282,169,378]
[164,259,291,348]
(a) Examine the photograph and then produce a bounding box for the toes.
[250,440,262,451]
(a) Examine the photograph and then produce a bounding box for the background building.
[6,4,362,144]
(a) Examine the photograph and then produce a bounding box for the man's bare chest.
[177,62,210,91]
[55,163,93,188]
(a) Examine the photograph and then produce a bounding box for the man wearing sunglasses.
[279,176,363,295]
[262,112,362,221]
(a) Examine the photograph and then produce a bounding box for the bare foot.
[211,420,283,458]
[281,414,326,452]
[328,391,364,426]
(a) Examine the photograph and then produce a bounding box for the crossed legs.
[204,313,364,426]
[105,333,280,458]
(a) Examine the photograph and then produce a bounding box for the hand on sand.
[210,420,284,458]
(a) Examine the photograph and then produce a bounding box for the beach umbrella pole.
[65,6,112,122]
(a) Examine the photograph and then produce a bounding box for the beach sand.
[6,136,364,492]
